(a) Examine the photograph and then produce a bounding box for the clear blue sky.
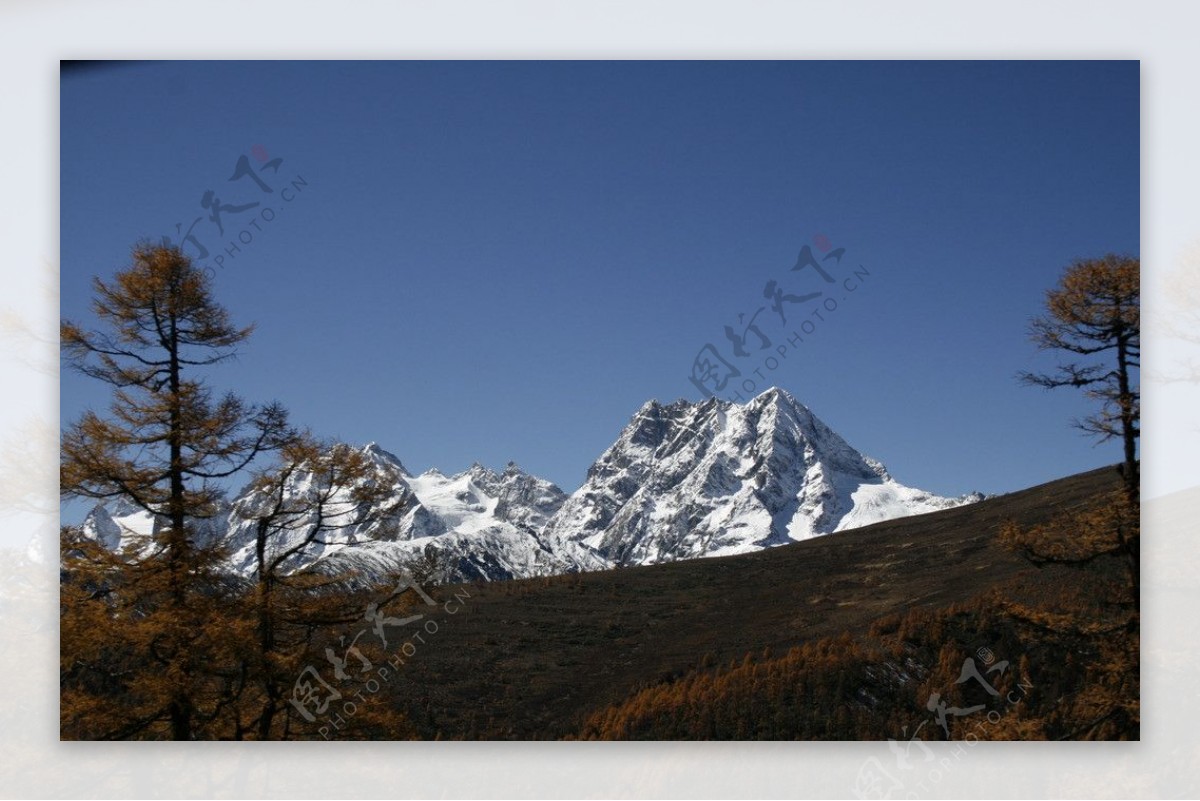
[60,60,1139,506]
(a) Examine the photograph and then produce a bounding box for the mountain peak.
[753,385,796,405]
[544,389,966,565]
[642,386,803,417]
[737,386,811,418]
[633,398,663,418]
[463,461,501,480]
[362,442,409,475]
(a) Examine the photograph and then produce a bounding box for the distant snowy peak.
[81,496,225,557]
[362,442,410,476]
[494,466,569,533]
[81,503,136,552]
[543,386,978,566]
[279,455,576,584]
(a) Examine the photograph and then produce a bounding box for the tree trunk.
[256,519,280,739]
[1115,329,1139,611]
[166,312,192,740]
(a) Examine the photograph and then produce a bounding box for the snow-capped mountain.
[81,443,590,585]
[287,453,601,585]
[542,387,982,566]
[81,497,227,554]
[77,387,980,584]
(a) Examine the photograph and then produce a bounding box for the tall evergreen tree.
[1020,254,1140,500]
[61,243,290,739]
[1019,253,1139,602]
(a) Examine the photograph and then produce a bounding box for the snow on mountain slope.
[542,387,981,566]
[81,497,226,555]
[79,443,581,584]
[324,461,596,583]
[81,499,157,552]
[75,387,980,584]
[220,442,421,574]
[311,526,592,587]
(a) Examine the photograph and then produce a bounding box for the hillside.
[317,463,1131,740]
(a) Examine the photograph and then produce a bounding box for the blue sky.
[60,60,1139,506]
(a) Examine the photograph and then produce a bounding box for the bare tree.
[233,434,409,739]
